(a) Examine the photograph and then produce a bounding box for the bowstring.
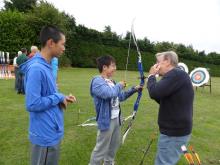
[124,18,136,82]
[124,27,132,82]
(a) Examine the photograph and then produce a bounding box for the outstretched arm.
[119,85,142,101]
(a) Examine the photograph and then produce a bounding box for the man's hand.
[59,94,77,110]
[59,99,67,110]
[66,94,77,103]
[149,64,160,75]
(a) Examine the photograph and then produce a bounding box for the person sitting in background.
[28,46,39,59]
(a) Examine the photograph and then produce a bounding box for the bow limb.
[122,21,145,144]
[131,22,145,114]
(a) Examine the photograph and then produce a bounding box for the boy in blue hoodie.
[20,25,76,165]
[89,55,142,165]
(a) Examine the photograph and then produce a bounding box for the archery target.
[189,67,210,87]
[178,62,189,73]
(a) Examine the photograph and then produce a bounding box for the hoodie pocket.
[52,108,63,133]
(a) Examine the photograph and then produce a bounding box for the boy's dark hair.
[96,55,116,73]
[21,48,27,54]
[40,25,64,47]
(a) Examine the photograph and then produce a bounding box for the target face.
[178,62,189,73]
[189,67,210,86]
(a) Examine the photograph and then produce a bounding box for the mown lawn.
[0,67,220,165]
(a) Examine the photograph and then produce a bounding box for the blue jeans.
[155,133,191,165]
[17,72,25,94]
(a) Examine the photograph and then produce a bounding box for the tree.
[4,0,37,12]
[0,10,36,55]
[124,31,131,40]
[198,50,206,57]
[25,1,68,46]
[154,41,175,52]
[102,25,119,46]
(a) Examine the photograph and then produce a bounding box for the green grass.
[0,67,220,165]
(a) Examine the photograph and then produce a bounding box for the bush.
[59,55,71,67]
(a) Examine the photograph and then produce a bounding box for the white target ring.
[178,62,189,73]
[189,67,210,87]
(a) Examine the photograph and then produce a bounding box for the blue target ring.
[190,67,210,86]
[191,71,206,84]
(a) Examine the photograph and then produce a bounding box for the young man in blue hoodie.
[20,25,76,165]
[89,55,142,165]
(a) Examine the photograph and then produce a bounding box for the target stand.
[195,76,212,93]
[190,68,211,93]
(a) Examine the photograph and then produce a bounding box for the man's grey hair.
[18,51,22,56]
[156,51,178,67]
[30,45,38,52]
